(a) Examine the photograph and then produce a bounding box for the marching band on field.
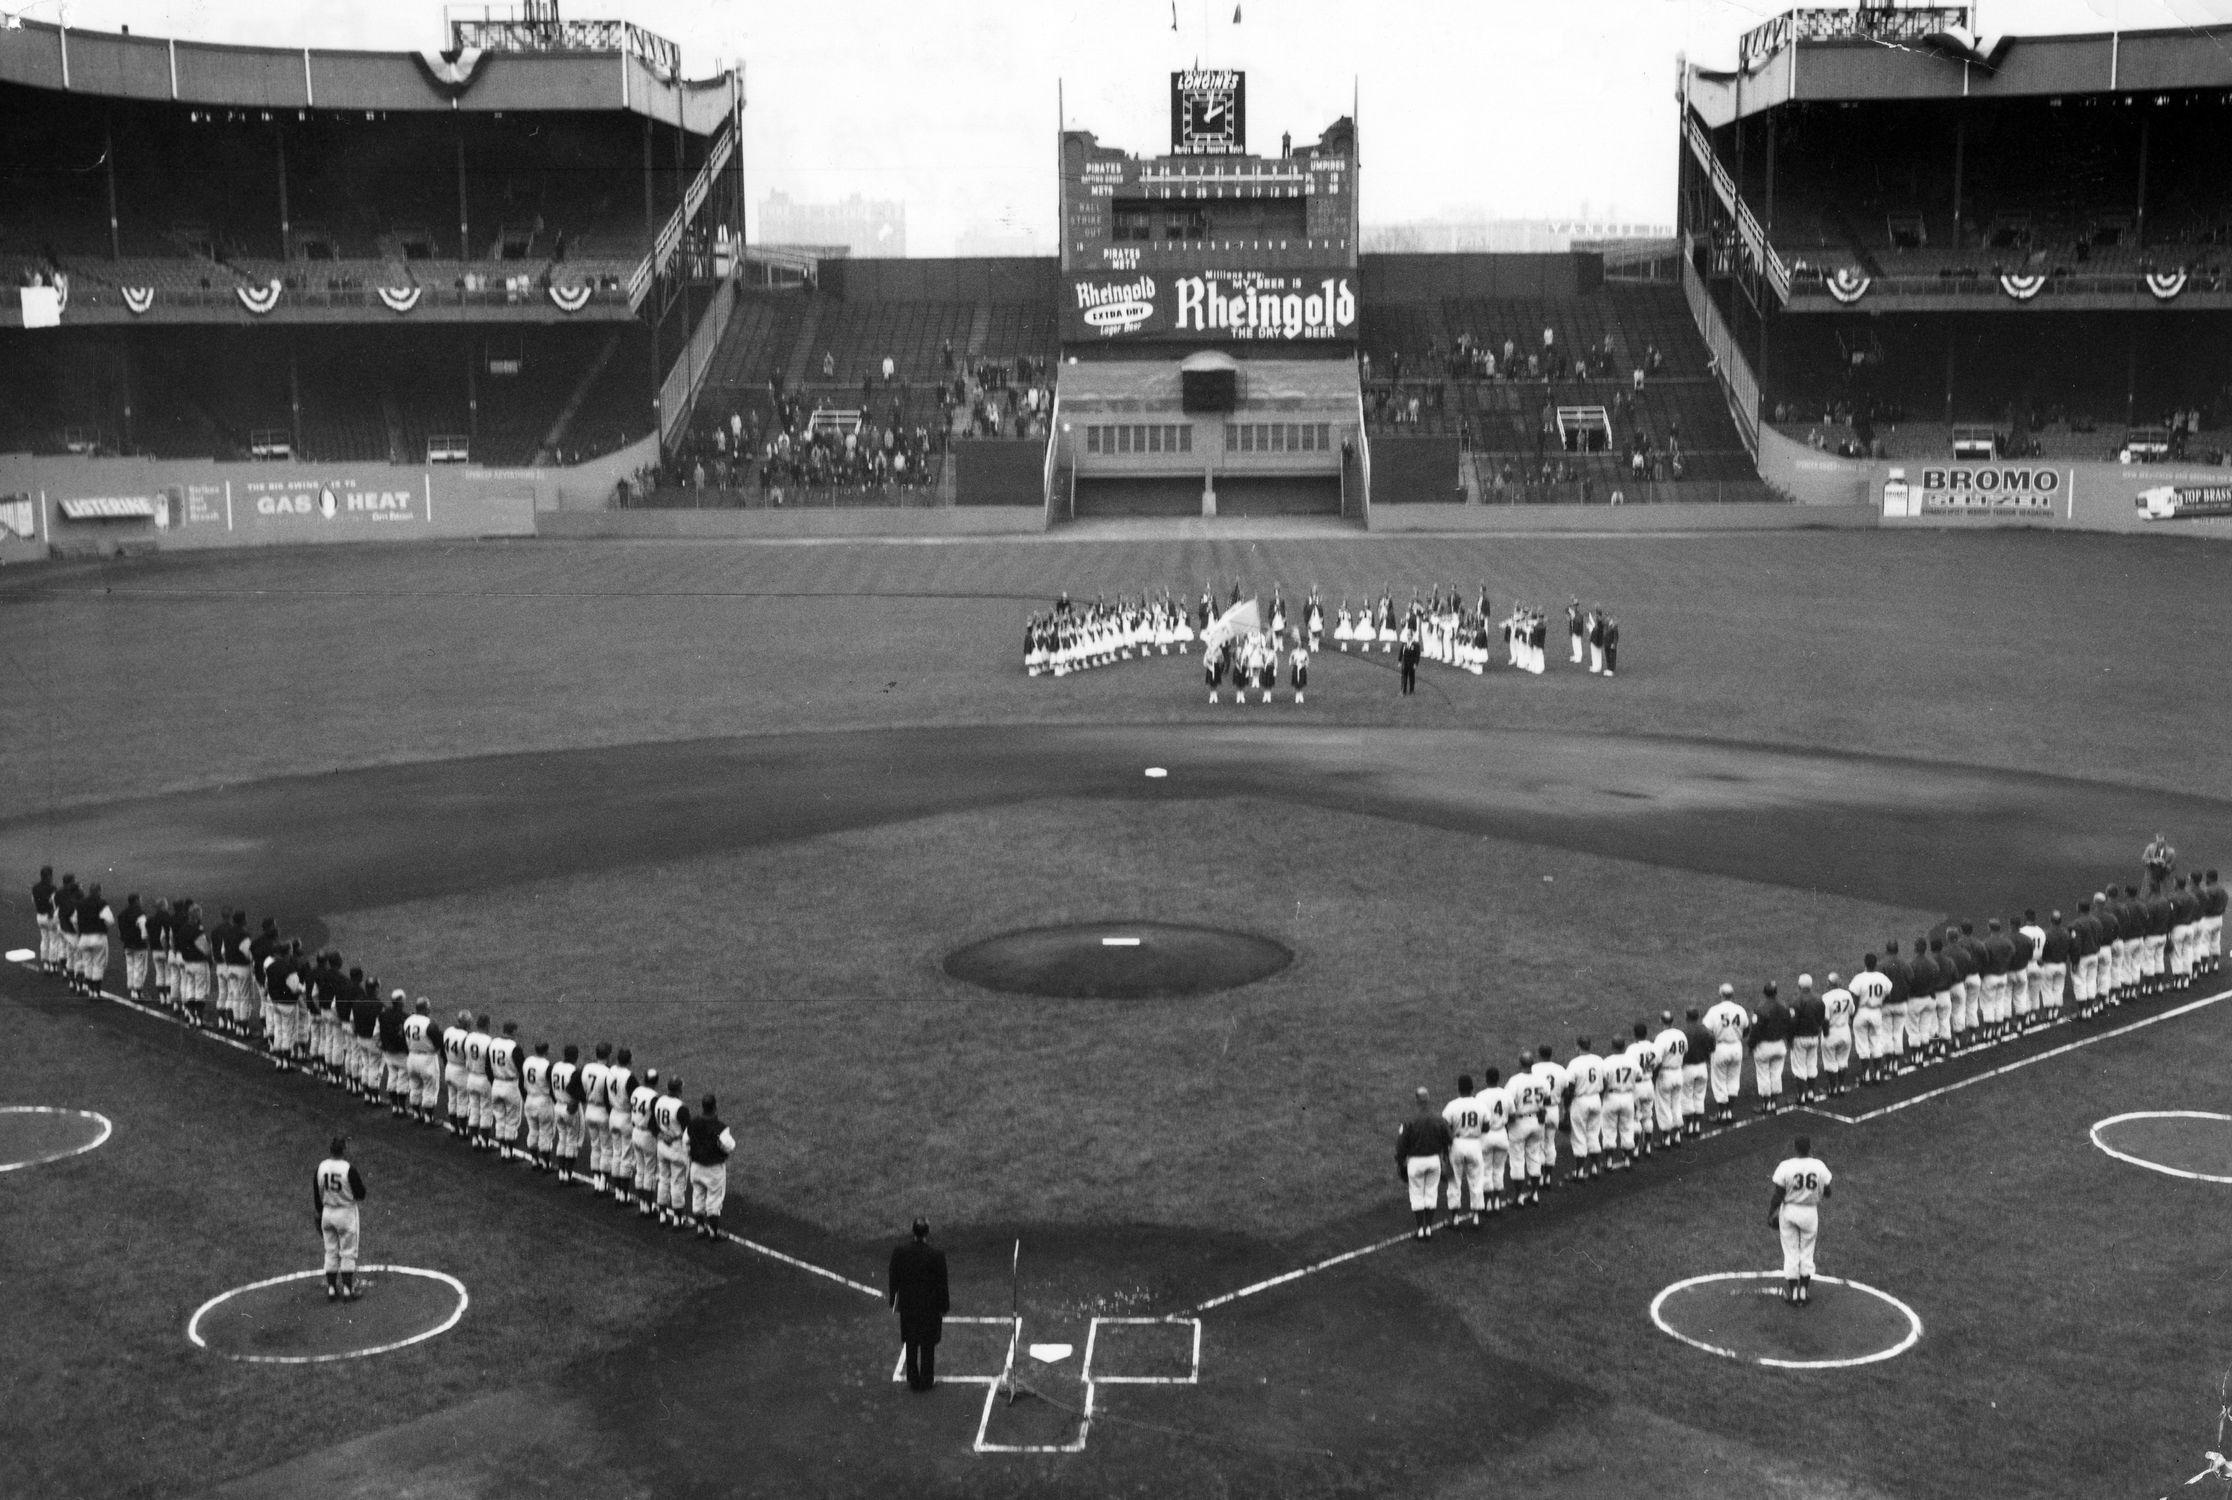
[1024,582,1622,693]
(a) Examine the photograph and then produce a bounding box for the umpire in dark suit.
[889,1219,950,1392]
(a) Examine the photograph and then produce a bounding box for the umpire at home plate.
[889,1220,950,1392]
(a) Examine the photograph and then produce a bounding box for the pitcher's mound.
[0,1106,111,1172]
[944,922,1293,999]
[188,1266,467,1363]
[1651,1272,1919,1368]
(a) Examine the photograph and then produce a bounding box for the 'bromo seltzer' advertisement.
[1914,465,2061,513]
[1066,269,1357,343]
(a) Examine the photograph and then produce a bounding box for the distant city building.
[754,192,905,257]
[1363,218,1672,254]
[954,219,1045,258]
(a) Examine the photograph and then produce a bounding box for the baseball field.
[3,523,2228,1499]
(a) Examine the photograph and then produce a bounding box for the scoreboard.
[1059,82,1357,346]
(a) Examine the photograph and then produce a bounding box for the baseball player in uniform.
[1651,1013,1687,1149]
[1505,1061,1544,1204]
[1530,1046,1569,1187]
[1565,1041,1605,1180]
[1679,1008,1712,1139]
[1923,938,1955,1059]
[259,946,298,1070]
[2018,910,2050,1026]
[378,993,410,1116]
[1789,977,1825,1104]
[2170,880,2200,987]
[1819,973,1854,1093]
[1601,1043,1640,1171]
[1903,937,1939,1062]
[522,1041,555,1170]
[488,1021,524,1160]
[606,1049,639,1203]
[1750,983,1792,1114]
[685,1094,738,1239]
[654,1077,692,1228]
[441,1011,473,1135]
[1947,922,1983,1043]
[31,867,60,974]
[314,1135,368,1303]
[1396,1087,1453,1239]
[1980,919,2014,1042]
[581,1044,614,1190]
[464,1015,494,1150]
[1768,1137,1832,1306]
[118,894,150,1001]
[211,910,248,1033]
[551,1045,587,1182]
[54,876,80,991]
[74,884,114,1000]
[1878,940,1912,1075]
[1475,1068,1513,1211]
[1622,1024,1660,1157]
[403,1001,440,1122]
[350,972,383,1099]
[2205,871,2225,973]
[1289,636,1309,705]
[1442,1076,1487,1228]
[1848,955,1890,1085]
[1702,984,1748,1125]
[173,900,210,1027]
[629,1066,663,1217]
[2039,913,2071,1023]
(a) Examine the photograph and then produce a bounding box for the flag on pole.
[1233,4,1243,20]
[1201,597,1262,652]
[1171,1,1179,28]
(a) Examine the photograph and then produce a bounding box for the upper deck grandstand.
[0,9,738,467]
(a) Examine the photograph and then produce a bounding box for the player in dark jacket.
[889,1220,951,1392]
[1396,1087,1454,1238]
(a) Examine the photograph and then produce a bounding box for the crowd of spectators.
[617,349,1054,506]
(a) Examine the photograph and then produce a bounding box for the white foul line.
[0,1106,112,1172]
[1832,986,2232,1125]
[1648,1271,1922,1369]
[2088,1110,2232,1184]
[1194,1232,1412,1313]
[1194,985,2232,1313]
[11,960,891,1306]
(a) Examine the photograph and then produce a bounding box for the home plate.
[1027,1342,1074,1363]
[5,949,34,963]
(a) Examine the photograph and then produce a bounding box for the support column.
[1943,326,1957,425]
[104,114,121,260]
[1763,113,1777,236]
[643,118,656,234]
[1950,117,1966,250]
[2134,113,2151,245]
[276,125,290,253]
[467,340,480,451]
[288,336,303,456]
[2125,322,2138,427]
[456,127,470,261]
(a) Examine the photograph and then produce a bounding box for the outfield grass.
[327,796,1937,1239]
[3,529,2227,824]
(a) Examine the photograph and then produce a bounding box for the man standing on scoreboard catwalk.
[1397,1086,1453,1239]
[1768,1137,1832,1307]
[314,1135,368,1303]
[889,1219,950,1392]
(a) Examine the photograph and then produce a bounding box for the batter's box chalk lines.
[1831,986,2232,1125]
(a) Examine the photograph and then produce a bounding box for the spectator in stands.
[942,338,954,374]
[822,352,836,379]
[883,355,896,383]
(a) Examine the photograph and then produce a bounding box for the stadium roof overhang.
[0,17,734,134]
[1685,15,2232,131]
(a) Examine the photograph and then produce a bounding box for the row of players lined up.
[1394,875,2226,1238]
[1023,585,1622,680]
[26,872,742,1241]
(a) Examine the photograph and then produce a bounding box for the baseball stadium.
[4,3,2231,1496]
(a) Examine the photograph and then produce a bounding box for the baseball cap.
[1717,983,1733,998]
[1798,973,1814,989]
[390,988,406,1002]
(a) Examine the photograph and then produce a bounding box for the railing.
[1681,242,1762,457]
[449,14,680,75]
[58,263,637,313]
[1684,116,1790,301]
[1739,5,1969,70]
[631,120,736,306]
[1784,266,2232,300]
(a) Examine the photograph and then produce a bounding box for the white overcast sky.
[42,0,2232,251]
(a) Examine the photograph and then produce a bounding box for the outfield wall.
[535,507,1044,538]
[1367,500,1878,532]
[1755,426,2232,538]
[1,437,657,556]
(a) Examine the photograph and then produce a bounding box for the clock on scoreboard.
[1171,69,1245,155]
